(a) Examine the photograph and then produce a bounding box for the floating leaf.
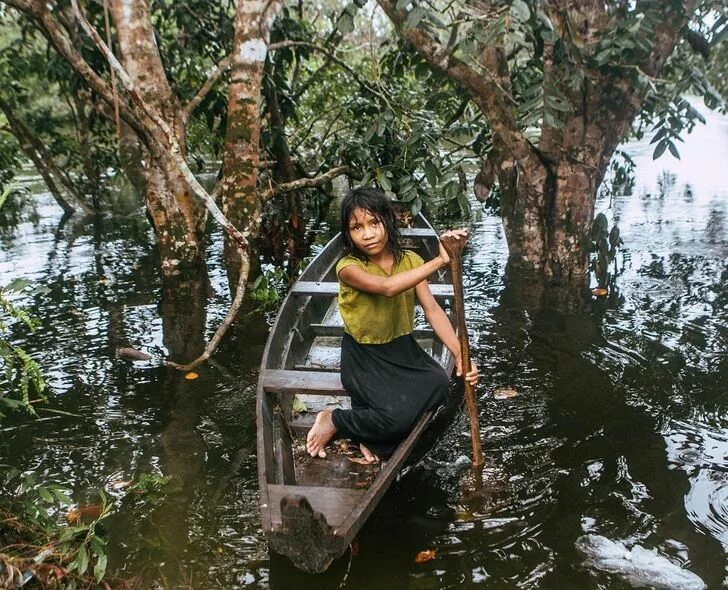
[185,372,199,380]
[66,504,103,524]
[415,549,437,563]
[591,288,608,296]
[494,387,519,400]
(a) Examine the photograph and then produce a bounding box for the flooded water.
[1,102,727,589]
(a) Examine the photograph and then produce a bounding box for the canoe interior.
[256,212,459,572]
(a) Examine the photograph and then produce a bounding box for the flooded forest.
[1,1,727,589]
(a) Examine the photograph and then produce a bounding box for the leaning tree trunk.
[220,0,282,294]
[377,0,695,283]
[110,0,206,276]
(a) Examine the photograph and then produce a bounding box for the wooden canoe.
[256,210,462,573]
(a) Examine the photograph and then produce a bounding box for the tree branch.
[182,54,234,122]
[261,166,352,200]
[374,0,535,163]
[2,0,148,141]
[165,257,248,372]
[269,41,387,102]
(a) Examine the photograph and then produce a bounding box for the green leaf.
[292,396,308,413]
[667,140,680,160]
[376,169,392,192]
[510,0,530,23]
[38,486,54,503]
[75,544,89,574]
[404,7,427,29]
[94,553,108,582]
[5,278,31,292]
[338,13,355,34]
[652,140,667,160]
[0,186,12,210]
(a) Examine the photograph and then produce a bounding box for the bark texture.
[110,0,206,275]
[377,0,695,280]
[221,0,283,292]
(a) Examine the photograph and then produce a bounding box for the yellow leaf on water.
[66,504,103,524]
[592,288,608,296]
[415,549,437,563]
[494,387,519,400]
[185,372,199,380]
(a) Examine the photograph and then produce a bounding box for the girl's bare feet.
[306,410,337,458]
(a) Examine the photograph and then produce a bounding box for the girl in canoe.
[306,187,479,462]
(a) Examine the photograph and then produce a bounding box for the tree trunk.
[0,96,92,216]
[110,0,206,276]
[262,74,307,275]
[377,0,694,282]
[220,0,282,293]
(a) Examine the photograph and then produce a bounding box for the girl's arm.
[338,245,449,298]
[416,280,479,385]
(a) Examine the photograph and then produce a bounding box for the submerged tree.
[373,0,726,280]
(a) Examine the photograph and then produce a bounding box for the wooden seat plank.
[293,282,454,299]
[399,228,438,238]
[261,369,348,396]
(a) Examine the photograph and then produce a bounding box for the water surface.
[1,103,727,588]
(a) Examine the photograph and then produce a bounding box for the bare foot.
[306,410,337,458]
[359,443,379,464]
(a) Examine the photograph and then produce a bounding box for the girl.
[306,188,479,462]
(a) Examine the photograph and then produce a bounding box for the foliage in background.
[0,187,46,420]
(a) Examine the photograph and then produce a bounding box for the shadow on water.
[490,267,725,588]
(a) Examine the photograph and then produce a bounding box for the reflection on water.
[1,103,727,588]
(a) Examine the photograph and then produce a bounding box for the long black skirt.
[331,332,449,458]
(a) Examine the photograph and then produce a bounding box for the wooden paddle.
[441,232,484,467]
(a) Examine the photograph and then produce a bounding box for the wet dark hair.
[340,187,403,263]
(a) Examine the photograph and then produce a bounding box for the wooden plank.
[400,228,438,238]
[266,484,364,528]
[261,369,348,396]
[293,281,454,299]
[289,412,316,431]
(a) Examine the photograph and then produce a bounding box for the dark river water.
[1,103,727,589]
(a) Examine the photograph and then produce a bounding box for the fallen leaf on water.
[66,504,103,524]
[117,347,152,361]
[216,546,224,555]
[185,372,199,380]
[494,387,519,400]
[591,288,608,296]
[415,549,437,563]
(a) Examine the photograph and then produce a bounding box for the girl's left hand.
[456,357,479,386]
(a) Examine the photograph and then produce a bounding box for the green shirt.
[336,250,424,344]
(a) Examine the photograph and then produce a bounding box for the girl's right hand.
[438,240,450,266]
[438,229,469,267]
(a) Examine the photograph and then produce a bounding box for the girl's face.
[347,207,388,257]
